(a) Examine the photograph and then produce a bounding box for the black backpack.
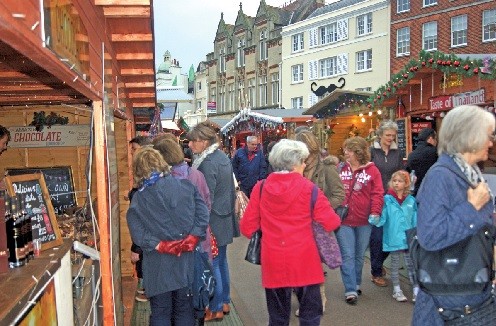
[407,224,496,296]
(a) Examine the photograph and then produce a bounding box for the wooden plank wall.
[325,115,380,158]
[114,119,134,277]
[0,106,95,208]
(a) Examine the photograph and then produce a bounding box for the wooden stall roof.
[0,0,156,112]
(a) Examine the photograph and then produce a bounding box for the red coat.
[339,162,384,226]
[240,172,341,289]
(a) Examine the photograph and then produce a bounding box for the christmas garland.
[30,111,69,132]
[367,50,496,108]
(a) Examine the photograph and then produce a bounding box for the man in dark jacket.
[232,136,267,198]
[406,128,438,196]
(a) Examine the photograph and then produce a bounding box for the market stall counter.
[0,239,73,325]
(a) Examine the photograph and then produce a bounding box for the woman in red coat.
[240,139,341,325]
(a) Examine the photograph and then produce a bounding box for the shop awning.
[220,109,284,135]
[157,87,193,103]
[303,89,372,118]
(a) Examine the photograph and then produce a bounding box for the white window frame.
[320,23,338,45]
[451,15,467,47]
[197,81,202,91]
[197,101,202,110]
[228,83,235,111]
[259,30,268,61]
[292,33,304,53]
[319,56,338,78]
[397,0,410,13]
[422,21,438,51]
[219,47,226,73]
[397,27,410,56]
[237,39,245,67]
[271,73,279,105]
[291,97,303,110]
[248,78,255,107]
[259,76,267,107]
[219,86,225,112]
[483,9,496,42]
[291,64,304,83]
[423,0,437,7]
[356,49,372,72]
[210,87,216,103]
[357,13,372,36]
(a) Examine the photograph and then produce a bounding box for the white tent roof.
[161,120,179,130]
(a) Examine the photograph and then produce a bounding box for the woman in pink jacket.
[336,136,384,305]
[240,139,341,325]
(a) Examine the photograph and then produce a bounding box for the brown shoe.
[135,293,149,302]
[222,303,230,315]
[204,308,224,322]
[371,276,388,287]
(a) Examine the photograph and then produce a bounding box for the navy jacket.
[232,145,267,197]
[412,154,494,325]
[126,174,209,298]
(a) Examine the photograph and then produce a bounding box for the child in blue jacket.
[369,170,419,302]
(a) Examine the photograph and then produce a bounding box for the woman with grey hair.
[369,120,404,287]
[241,139,341,325]
[412,105,495,325]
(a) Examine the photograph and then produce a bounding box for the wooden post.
[93,100,115,324]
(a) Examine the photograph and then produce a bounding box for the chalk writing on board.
[7,167,76,215]
[6,174,63,250]
[396,118,407,159]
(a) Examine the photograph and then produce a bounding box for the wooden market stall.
[0,0,156,324]
[219,107,314,155]
[367,51,496,158]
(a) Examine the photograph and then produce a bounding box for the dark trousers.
[369,226,389,277]
[149,286,195,326]
[265,284,321,326]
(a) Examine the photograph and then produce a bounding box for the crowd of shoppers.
[126,105,496,325]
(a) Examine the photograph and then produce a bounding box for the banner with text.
[8,125,91,148]
[429,89,485,111]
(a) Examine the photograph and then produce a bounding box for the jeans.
[369,226,389,277]
[335,224,372,297]
[149,286,194,326]
[210,245,231,312]
[265,284,321,326]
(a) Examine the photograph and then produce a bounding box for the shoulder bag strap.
[310,184,318,219]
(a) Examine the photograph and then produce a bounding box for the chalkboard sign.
[396,118,407,159]
[5,173,63,250]
[6,167,76,215]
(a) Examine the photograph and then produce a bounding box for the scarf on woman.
[450,153,486,188]
[192,143,219,169]
[138,171,164,192]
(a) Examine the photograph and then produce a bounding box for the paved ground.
[228,236,414,326]
[126,236,414,326]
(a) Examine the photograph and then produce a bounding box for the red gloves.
[156,235,200,256]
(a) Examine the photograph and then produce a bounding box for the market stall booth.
[303,89,385,158]
[365,50,496,159]
[0,0,156,324]
[220,108,313,156]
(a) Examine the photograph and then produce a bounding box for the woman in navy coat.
[413,105,495,325]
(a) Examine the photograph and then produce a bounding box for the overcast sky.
[153,0,291,73]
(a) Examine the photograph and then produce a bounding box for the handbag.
[244,180,265,265]
[235,189,249,218]
[310,185,342,269]
[335,205,349,221]
[439,295,496,325]
[407,224,496,296]
[336,163,356,222]
[245,229,262,264]
[192,246,216,314]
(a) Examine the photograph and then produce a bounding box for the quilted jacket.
[412,154,494,326]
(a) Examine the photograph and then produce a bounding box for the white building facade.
[281,0,391,111]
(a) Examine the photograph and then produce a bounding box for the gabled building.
[200,0,326,118]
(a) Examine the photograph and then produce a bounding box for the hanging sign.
[429,89,485,111]
[7,125,90,148]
